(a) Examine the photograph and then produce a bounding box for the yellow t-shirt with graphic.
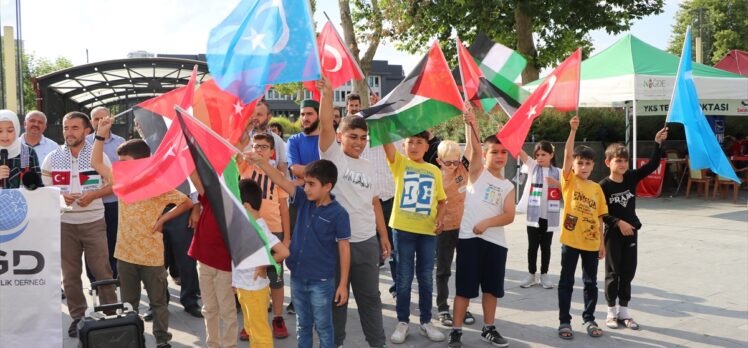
[389,151,447,235]
[560,170,608,251]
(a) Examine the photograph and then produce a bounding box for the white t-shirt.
[41,151,112,224]
[320,140,377,242]
[361,140,403,201]
[232,219,280,291]
[459,170,515,248]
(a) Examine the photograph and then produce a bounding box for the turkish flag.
[136,65,198,120]
[112,109,236,203]
[51,171,70,185]
[497,49,581,157]
[303,21,365,101]
[192,80,257,145]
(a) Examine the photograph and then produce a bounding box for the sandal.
[620,318,640,330]
[558,324,574,340]
[585,321,603,337]
[606,316,618,329]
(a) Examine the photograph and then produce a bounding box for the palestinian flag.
[175,109,275,272]
[457,37,522,116]
[361,41,465,147]
[467,33,529,113]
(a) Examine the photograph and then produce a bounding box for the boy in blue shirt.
[249,154,351,348]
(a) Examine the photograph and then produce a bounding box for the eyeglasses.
[344,134,368,141]
[442,160,461,167]
[252,144,271,150]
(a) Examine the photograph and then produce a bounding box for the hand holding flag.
[304,21,365,100]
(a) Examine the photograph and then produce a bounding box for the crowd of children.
[76,74,670,347]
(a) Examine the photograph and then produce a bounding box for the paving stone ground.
[62,194,748,347]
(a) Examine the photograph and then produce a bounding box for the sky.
[0,0,684,77]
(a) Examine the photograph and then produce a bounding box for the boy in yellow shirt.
[557,116,608,340]
[383,131,447,344]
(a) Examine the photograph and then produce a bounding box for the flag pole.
[665,26,690,125]
[455,36,482,145]
[111,108,133,120]
[174,104,245,156]
[323,11,374,98]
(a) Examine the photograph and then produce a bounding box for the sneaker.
[286,302,295,315]
[464,311,476,325]
[272,316,289,338]
[540,274,554,289]
[481,327,509,347]
[438,312,454,327]
[419,322,446,342]
[68,319,80,338]
[390,322,409,344]
[519,273,538,288]
[156,343,172,348]
[448,330,463,348]
[239,328,249,341]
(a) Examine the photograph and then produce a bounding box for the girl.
[517,141,561,289]
[0,110,42,189]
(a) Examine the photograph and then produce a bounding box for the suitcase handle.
[94,302,126,313]
[91,279,120,289]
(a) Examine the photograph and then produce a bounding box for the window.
[368,76,380,88]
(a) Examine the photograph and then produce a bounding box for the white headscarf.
[0,109,22,158]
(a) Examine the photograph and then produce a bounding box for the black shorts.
[266,232,285,289]
[455,238,508,299]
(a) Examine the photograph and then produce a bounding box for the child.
[316,78,391,348]
[517,141,562,289]
[557,116,608,340]
[600,127,668,330]
[383,130,447,344]
[233,179,290,348]
[237,133,291,339]
[0,109,42,189]
[91,116,193,348]
[449,111,515,348]
[248,154,350,348]
[434,136,475,327]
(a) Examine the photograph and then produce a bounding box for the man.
[333,107,342,131]
[19,110,59,163]
[244,99,288,173]
[41,111,116,337]
[346,93,362,117]
[86,107,126,281]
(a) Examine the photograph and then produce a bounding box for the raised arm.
[465,107,484,183]
[519,149,530,165]
[633,127,668,181]
[382,142,396,164]
[92,116,113,183]
[563,116,579,175]
[317,77,336,153]
[246,151,298,195]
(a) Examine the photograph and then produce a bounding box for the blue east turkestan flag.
[207,0,321,103]
[667,26,740,183]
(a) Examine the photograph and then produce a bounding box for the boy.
[237,132,292,339]
[234,179,290,347]
[449,110,515,348]
[384,129,447,344]
[248,153,351,348]
[557,116,608,340]
[316,78,391,348]
[91,116,193,348]
[600,127,668,330]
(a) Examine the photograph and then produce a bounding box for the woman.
[0,109,42,189]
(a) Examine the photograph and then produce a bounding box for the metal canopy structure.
[35,57,210,142]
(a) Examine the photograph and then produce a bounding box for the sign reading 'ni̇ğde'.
[0,187,62,347]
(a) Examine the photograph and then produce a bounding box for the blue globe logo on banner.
[0,190,29,244]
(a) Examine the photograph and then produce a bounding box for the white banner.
[0,187,62,347]
[634,99,748,116]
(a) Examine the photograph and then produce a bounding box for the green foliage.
[269,116,301,137]
[668,0,748,64]
[373,0,664,74]
[22,52,73,112]
[272,82,304,102]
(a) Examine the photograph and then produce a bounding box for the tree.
[668,0,748,65]
[340,0,384,107]
[375,0,664,83]
[22,52,73,112]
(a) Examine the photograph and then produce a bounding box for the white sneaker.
[540,273,554,289]
[519,273,538,288]
[419,322,446,342]
[391,322,409,344]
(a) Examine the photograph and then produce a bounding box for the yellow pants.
[237,287,273,348]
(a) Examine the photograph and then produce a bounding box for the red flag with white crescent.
[303,21,365,100]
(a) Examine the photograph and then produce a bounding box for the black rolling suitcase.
[77,279,146,348]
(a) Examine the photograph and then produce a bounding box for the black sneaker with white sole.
[481,327,509,347]
[439,312,454,327]
[448,330,462,348]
